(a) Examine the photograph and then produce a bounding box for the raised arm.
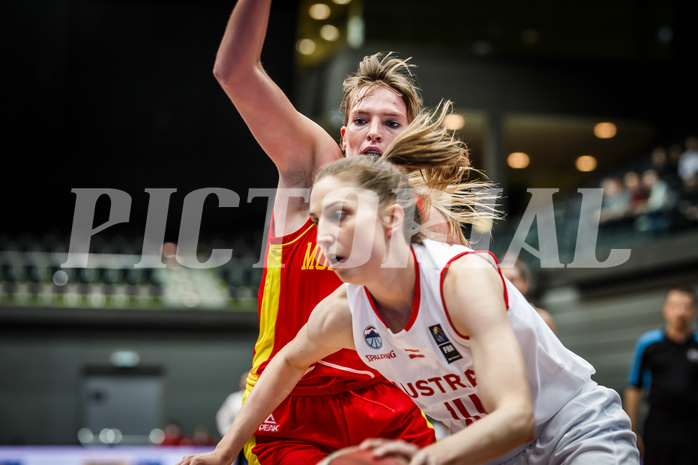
[425,254,535,464]
[212,0,342,186]
[177,288,354,465]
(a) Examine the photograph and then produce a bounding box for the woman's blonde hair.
[341,52,422,126]
[315,101,500,245]
[382,100,500,245]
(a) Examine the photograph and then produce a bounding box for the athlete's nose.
[316,220,336,249]
[366,119,382,142]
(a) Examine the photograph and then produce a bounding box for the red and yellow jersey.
[249,217,384,395]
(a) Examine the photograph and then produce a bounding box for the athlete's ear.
[381,204,405,238]
[340,126,347,153]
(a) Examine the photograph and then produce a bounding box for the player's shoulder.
[276,133,342,189]
[415,239,469,267]
[327,285,349,306]
[313,286,351,324]
[446,249,499,278]
[308,286,354,349]
[636,328,665,349]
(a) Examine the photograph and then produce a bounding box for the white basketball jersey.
[346,239,595,435]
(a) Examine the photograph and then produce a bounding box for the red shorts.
[243,380,436,464]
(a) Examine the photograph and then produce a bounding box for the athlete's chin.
[331,268,363,285]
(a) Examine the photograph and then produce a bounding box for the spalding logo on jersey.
[363,325,382,349]
[429,324,463,364]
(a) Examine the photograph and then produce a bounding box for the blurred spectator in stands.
[191,424,218,446]
[160,420,191,446]
[499,256,557,335]
[624,286,698,465]
[599,176,630,227]
[623,170,650,216]
[649,146,680,189]
[634,168,678,235]
[677,176,698,228]
[678,136,698,184]
[668,143,683,170]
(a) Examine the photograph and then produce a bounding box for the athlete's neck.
[365,250,416,333]
[665,325,693,344]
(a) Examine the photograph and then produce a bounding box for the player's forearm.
[214,350,310,460]
[427,400,535,464]
[213,0,272,86]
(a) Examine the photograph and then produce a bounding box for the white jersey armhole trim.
[438,249,510,341]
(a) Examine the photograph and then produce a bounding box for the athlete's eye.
[329,210,346,222]
[352,118,368,126]
[385,121,401,129]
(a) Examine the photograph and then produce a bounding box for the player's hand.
[176,449,229,465]
[408,448,443,465]
[359,438,450,465]
[358,438,415,463]
[634,433,645,459]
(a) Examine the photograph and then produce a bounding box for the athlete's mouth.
[328,254,347,266]
[363,150,381,157]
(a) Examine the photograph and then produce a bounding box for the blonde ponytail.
[382,101,501,245]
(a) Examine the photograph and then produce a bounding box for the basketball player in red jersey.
[179,1,469,463]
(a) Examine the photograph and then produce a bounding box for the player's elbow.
[212,54,252,90]
[212,60,238,89]
[511,403,536,445]
[494,397,535,448]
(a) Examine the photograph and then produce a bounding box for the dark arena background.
[2,0,698,462]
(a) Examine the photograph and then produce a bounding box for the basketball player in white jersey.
[178,119,638,465]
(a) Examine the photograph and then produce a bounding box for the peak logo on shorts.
[429,324,463,364]
[258,414,279,432]
[363,325,382,349]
